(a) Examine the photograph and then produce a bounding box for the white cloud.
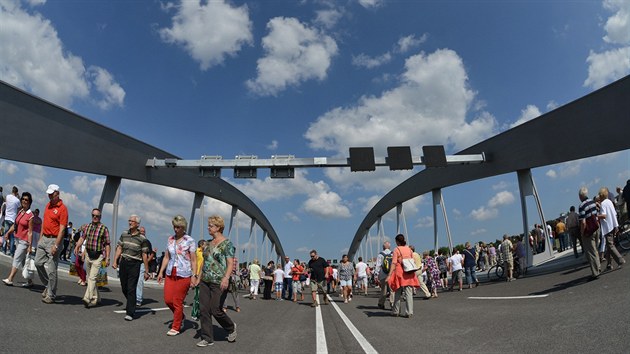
[284,212,300,222]
[302,186,351,218]
[603,0,630,45]
[0,161,19,175]
[0,0,124,109]
[159,0,253,71]
[306,48,495,157]
[351,52,392,69]
[488,190,515,208]
[87,66,125,109]
[71,176,90,194]
[358,0,384,9]
[584,1,630,89]
[546,100,558,111]
[470,228,487,236]
[246,17,338,96]
[314,8,343,29]
[452,208,462,216]
[584,47,630,89]
[267,140,279,150]
[415,216,433,228]
[234,170,351,219]
[395,34,427,53]
[470,206,498,221]
[546,169,558,179]
[492,181,510,190]
[296,246,310,253]
[509,104,541,129]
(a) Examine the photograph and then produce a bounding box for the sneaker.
[42,296,54,304]
[2,278,13,286]
[124,315,133,321]
[136,302,142,307]
[227,323,237,343]
[344,299,348,303]
[42,288,48,298]
[311,302,318,307]
[196,339,214,347]
[21,281,33,288]
[166,329,179,336]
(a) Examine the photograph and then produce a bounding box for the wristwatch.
[192,274,199,278]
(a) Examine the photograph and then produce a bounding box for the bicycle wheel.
[495,264,505,279]
[618,230,630,251]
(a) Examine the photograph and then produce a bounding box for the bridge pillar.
[517,169,553,267]
[432,188,454,255]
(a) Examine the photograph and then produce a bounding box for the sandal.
[236,307,241,312]
[2,279,13,286]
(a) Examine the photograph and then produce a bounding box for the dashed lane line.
[113,305,190,314]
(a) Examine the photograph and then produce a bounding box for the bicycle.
[487,256,521,280]
[615,221,630,251]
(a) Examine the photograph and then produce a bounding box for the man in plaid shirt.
[74,208,110,307]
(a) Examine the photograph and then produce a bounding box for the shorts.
[340,279,352,287]
[439,270,447,279]
[452,269,463,281]
[292,280,302,294]
[356,275,367,286]
[310,280,326,293]
[275,282,283,292]
[504,259,514,271]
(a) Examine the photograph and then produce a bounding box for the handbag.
[22,257,36,280]
[399,248,420,273]
[584,215,599,235]
[96,260,108,287]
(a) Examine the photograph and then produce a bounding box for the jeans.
[2,220,15,255]
[120,258,141,316]
[136,263,145,304]
[199,281,235,343]
[282,277,293,299]
[464,266,478,285]
[35,236,59,299]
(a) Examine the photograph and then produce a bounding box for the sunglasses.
[92,214,101,218]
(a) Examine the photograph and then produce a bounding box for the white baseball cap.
[46,184,60,194]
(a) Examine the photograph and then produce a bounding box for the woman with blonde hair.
[248,258,261,300]
[197,215,237,347]
[158,215,197,336]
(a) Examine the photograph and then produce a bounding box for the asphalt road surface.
[1,250,628,353]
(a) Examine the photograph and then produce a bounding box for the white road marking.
[113,305,189,314]
[326,294,378,354]
[316,295,328,354]
[468,294,549,300]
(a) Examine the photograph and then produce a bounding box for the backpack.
[380,251,393,274]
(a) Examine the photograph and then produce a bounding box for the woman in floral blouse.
[157,215,197,336]
[196,215,237,347]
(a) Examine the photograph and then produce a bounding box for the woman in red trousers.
[158,215,197,336]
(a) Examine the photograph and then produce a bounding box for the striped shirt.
[578,198,598,220]
[117,230,150,262]
[81,222,110,252]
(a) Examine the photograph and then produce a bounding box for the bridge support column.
[432,188,453,255]
[98,176,121,276]
[517,169,553,267]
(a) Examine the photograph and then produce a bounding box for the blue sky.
[1,0,629,262]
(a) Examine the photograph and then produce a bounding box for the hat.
[46,184,60,194]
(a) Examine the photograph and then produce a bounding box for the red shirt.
[14,209,34,241]
[42,199,68,237]
[291,265,303,281]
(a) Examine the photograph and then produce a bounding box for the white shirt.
[332,268,338,280]
[374,249,391,279]
[600,198,619,236]
[449,253,464,272]
[283,261,293,279]
[356,261,368,277]
[4,194,20,222]
[273,268,285,283]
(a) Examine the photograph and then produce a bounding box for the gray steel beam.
[0,80,285,259]
[349,75,630,259]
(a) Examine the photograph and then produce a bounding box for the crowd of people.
[0,180,627,343]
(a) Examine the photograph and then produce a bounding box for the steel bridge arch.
[0,80,286,260]
[349,75,630,260]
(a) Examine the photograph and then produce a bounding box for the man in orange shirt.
[35,184,69,304]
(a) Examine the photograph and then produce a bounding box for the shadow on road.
[528,275,593,295]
